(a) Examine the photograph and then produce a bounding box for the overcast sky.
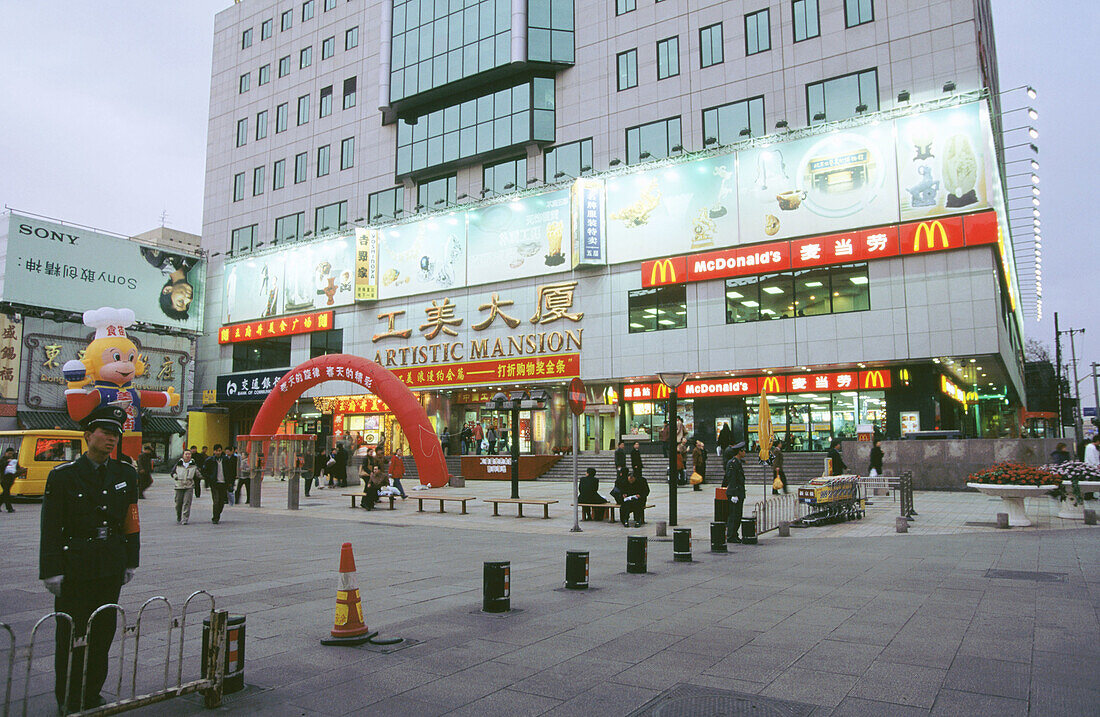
[1,1,1097,391]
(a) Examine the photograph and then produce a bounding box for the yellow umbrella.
[758,390,773,464]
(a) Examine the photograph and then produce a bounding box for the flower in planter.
[968,462,1058,487]
[1042,461,1100,505]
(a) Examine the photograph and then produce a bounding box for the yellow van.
[0,430,87,498]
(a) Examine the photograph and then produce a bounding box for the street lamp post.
[657,371,687,527]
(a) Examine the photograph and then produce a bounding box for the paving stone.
[849,661,947,709]
[943,655,1030,700]
[930,688,1028,716]
[791,639,884,676]
[760,666,857,708]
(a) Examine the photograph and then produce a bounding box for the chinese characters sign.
[354,228,379,301]
[0,315,22,401]
[218,310,334,344]
[216,369,289,402]
[623,370,891,400]
[571,179,605,266]
[390,354,580,389]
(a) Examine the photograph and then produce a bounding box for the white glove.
[43,576,63,596]
[731,497,740,504]
[123,568,136,585]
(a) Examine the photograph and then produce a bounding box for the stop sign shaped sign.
[568,377,586,415]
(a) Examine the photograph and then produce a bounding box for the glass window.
[340,137,355,170]
[628,285,687,333]
[793,0,820,41]
[324,0,337,11]
[317,145,330,177]
[832,393,857,439]
[322,36,335,60]
[845,0,874,27]
[702,96,766,145]
[483,156,526,195]
[794,268,831,317]
[310,329,343,359]
[544,138,592,182]
[527,0,575,63]
[368,187,404,221]
[417,175,457,211]
[625,116,681,164]
[700,23,723,68]
[258,63,270,85]
[807,68,878,124]
[656,36,679,80]
[256,110,268,140]
[302,0,314,22]
[242,28,253,49]
[830,264,870,313]
[233,336,291,372]
[275,212,305,242]
[320,85,333,117]
[275,103,288,132]
[725,276,759,323]
[294,152,308,183]
[231,224,258,254]
[343,76,357,109]
[232,172,245,202]
[281,9,293,31]
[253,166,265,196]
[616,0,635,15]
[297,94,310,125]
[346,26,359,50]
[239,72,250,93]
[279,55,291,77]
[300,46,312,68]
[261,19,273,40]
[859,390,886,431]
[314,200,347,234]
[236,118,248,147]
[745,9,771,55]
[273,158,286,190]
[759,273,793,319]
[616,49,637,90]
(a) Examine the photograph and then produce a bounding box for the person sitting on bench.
[362,466,388,510]
[614,467,650,527]
[578,467,609,520]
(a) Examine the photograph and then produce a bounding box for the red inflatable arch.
[249,354,449,488]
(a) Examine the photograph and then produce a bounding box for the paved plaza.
[2,476,1098,715]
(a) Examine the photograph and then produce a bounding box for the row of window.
[239,26,359,95]
[230,199,349,255]
[232,138,355,201]
[626,264,870,333]
[235,78,356,147]
[241,0,342,50]
[232,329,344,373]
[614,0,872,33]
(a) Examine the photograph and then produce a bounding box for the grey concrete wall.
[844,437,1067,491]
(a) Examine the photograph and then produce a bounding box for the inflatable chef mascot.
[63,307,180,458]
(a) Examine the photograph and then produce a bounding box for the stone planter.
[967,483,1059,527]
[1050,480,1100,520]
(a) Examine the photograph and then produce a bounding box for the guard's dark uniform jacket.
[39,454,140,582]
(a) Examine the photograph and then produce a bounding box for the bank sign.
[216,369,289,402]
[1,213,206,332]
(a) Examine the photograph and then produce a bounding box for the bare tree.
[1025,337,1052,363]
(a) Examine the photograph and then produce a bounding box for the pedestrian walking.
[691,440,707,491]
[722,442,747,542]
[1049,442,1071,465]
[390,449,408,498]
[39,406,139,713]
[200,444,234,524]
[717,423,732,457]
[172,449,198,524]
[659,421,670,458]
[1,446,22,512]
[614,441,627,476]
[486,425,498,454]
[1084,435,1100,467]
[868,439,884,477]
[827,438,847,476]
[460,422,472,454]
[232,446,251,504]
[473,421,485,454]
[136,444,154,499]
[630,442,644,480]
[771,439,788,494]
[440,427,451,455]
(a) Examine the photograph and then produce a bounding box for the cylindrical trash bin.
[202,614,246,694]
[626,536,647,574]
[740,516,758,545]
[483,561,511,612]
[565,550,589,590]
[714,487,729,523]
[672,528,692,562]
[710,522,727,552]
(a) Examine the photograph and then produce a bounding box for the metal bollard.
[203,614,246,694]
[673,528,692,562]
[655,520,668,537]
[778,521,791,537]
[740,517,758,545]
[1084,509,1097,526]
[896,516,909,533]
[565,550,589,590]
[626,536,648,574]
[996,513,1010,529]
[483,561,511,612]
[714,487,730,523]
[250,472,262,508]
[288,475,299,510]
[709,522,727,552]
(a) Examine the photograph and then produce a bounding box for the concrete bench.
[342,493,397,510]
[576,502,656,523]
[414,493,477,514]
[483,497,559,519]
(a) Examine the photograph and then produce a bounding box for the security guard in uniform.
[722,442,748,543]
[39,405,140,713]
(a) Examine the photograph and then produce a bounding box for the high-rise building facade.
[200,0,1025,454]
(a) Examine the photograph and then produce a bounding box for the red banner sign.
[641,210,998,288]
[219,310,334,344]
[623,369,891,399]
[333,395,390,414]
[391,353,580,389]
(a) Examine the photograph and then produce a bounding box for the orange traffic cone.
[320,542,372,646]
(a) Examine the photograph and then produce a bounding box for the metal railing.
[2,591,227,716]
[899,471,917,520]
[752,493,811,534]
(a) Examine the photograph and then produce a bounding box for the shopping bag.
[772,475,783,491]
[689,471,703,486]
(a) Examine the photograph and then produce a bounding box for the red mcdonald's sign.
[900,216,964,255]
[641,256,688,287]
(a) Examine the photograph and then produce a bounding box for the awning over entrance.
[142,416,186,435]
[17,411,80,431]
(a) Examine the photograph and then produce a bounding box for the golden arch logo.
[913,220,950,252]
[650,259,678,285]
[862,370,888,389]
[761,376,783,394]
